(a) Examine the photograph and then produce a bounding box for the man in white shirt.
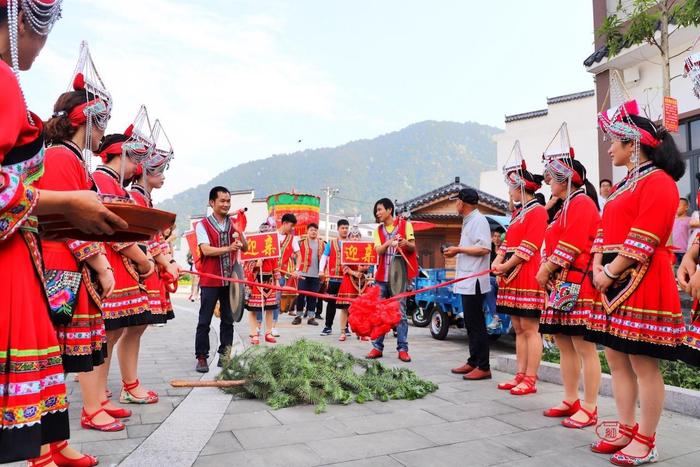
[443,188,492,380]
[598,179,612,213]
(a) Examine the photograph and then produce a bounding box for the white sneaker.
[271,327,280,337]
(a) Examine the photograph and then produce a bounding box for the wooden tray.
[40,202,176,242]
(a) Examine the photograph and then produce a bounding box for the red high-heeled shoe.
[562,405,598,429]
[101,399,132,418]
[50,441,99,467]
[497,372,524,390]
[543,399,580,417]
[610,431,658,465]
[80,407,125,432]
[510,375,537,395]
[28,451,54,467]
[120,379,159,404]
[591,422,638,454]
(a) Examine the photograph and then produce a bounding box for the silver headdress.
[68,40,112,175]
[542,122,579,224]
[120,105,155,183]
[5,0,63,123]
[144,119,174,176]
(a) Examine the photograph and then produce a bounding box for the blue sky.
[21,0,594,201]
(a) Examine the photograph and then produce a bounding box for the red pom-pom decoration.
[160,271,178,293]
[134,164,143,177]
[348,286,402,339]
[124,124,134,138]
[73,73,85,91]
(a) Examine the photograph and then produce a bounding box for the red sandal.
[510,375,537,395]
[101,399,132,418]
[497,372,524,390]
[250,334,260,345]
[28,451,54,467]
[610,431,658,465]
[265,332,277,343]
[50,441,99,467]
[339,333,347,341]
[120,379,159,404]
[562,404,598,429]
[80,407,125,432]
[543,399,580,418]
[591,422,638,454]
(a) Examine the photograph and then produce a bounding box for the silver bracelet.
[603,264,620,280]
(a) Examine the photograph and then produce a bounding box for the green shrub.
[541,347,700,390]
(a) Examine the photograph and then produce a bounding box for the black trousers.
[195,286,234,359]
[461,282,489,370]
[323,280,342,328]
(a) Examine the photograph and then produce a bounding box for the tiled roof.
[547,90,595,104]
[504,109,548,123]
[397,178,508,214]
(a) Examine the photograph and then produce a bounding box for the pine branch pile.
[217,339,438,413]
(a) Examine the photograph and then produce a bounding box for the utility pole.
[321,186,340,241]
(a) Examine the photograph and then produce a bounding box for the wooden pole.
[170,379,247,388]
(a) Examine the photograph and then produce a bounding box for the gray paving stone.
[268,403,374,424]
[217,410,282,431]
[323,455,404,466]
[655,449,700,466]
[493,407,567,430]
[425,400,518,421]
[86,453,128,467]
[225,398,275,414]
[497,447,610,467]
[68,426,129,443]
[78,437,145,455]
[307,428,436,464]
[339,408,445,434]
[126,423,159,439]
[119,448,199,467]
[199,431,244,456]
[363,394,455,414]
[409,416,521,445]
[493,424,594,457]
[233,419,354,449]
[391,438,528,466]
[194,443,322,467]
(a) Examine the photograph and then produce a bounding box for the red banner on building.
[341,241,378,265]
[664,96,679,133]
[241,233,280,261]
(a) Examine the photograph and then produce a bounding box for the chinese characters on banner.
[341,241,378,265]
[241,232,281,261]
[663,96,679,133]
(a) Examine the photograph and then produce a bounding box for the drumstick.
[394,216,416,273]
[170,379,247,388]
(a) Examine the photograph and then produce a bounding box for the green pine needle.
[216,339,438,413]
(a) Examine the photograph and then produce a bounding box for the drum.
[389,255,408,296]
[229,262,246,322]
[266,192,321,236]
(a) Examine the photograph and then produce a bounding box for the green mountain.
[157,120,501,231]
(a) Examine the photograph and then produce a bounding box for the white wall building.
[480,90,601,201]
[586,0,700,203]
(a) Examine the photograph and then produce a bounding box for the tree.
[598,0,700,99]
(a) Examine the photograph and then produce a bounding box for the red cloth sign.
[341,241,378,265]
[241,233,280,261]
[664,96,679,133]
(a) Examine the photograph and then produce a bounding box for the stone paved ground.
[6,291,700,466]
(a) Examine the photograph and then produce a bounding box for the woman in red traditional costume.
[587,101,686,465]
[1,1,128,464]
[534,127,602,430]
[93,129,159,406]
[35,45,126,467]
[245,220,279,344]
[492,141,547,396]
[335,227,369,341]
[678,233,700,368]
[130,117,179,325]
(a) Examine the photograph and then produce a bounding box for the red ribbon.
[183,268,492,304]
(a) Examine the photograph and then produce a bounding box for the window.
[677,119,700,210]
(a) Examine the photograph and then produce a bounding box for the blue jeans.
[483,276,498,316]
[372,281,408,352]
[296,276,320,318]
[257,276,283,322]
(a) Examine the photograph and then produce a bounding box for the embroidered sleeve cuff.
[68,240,105,261]
[551,240,580,268]
[110,241,134,252]
[148,241,163,257]
[620,227,658,263]
[497,244,507,256]
[0,180,38,243]
[591,229,604,254]
[514,240,537,261]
